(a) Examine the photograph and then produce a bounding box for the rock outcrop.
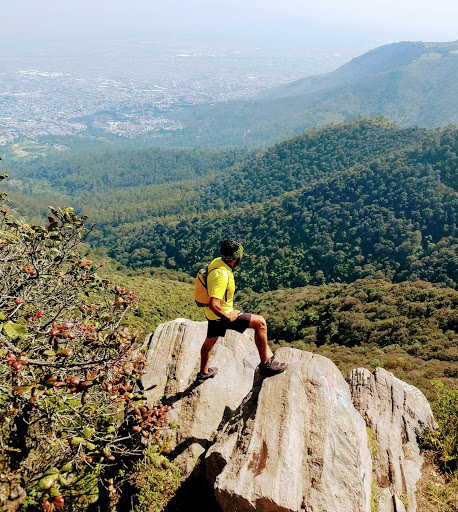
[143,320,436,512]
[206,348,372,512]
[142,318,261,476]
[347,368,437,512]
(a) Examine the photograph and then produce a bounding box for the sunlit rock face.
[206,348,372,512]
[347,367,437,512]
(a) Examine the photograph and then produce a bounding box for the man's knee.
[249,314,267,332]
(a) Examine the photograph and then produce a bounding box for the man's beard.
[232,256,242,268]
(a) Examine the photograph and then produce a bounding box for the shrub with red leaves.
[0,173,173,511]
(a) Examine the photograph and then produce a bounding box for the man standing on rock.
[197,238,287,381]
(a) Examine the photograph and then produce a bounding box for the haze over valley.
[1,39,368,150]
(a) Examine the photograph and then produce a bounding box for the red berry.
[42,499,54,512]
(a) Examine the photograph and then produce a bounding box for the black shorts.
[206,313,252,339]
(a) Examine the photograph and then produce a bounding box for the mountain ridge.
[258,40,456,99]
[169,40,458,146]
[87,119,457,291]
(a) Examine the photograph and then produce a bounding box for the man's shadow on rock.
[163,379,203,407]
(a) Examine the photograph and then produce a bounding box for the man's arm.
[208,297,242,322]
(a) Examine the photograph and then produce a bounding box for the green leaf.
[2,321,27,338]
[71,437,86,446]
[45,467,60,475]
[0,312,7,321]
[83,426,95,440]
[60,463,72,473]
[58,475,68,486]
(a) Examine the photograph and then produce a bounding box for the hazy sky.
[2,0,457,50]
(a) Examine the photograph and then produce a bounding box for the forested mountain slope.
[8,118,422,223]
[6,146,252,223]
[88,119,456,291]
[7,119,457,292]
[167,41,458,146]
[14,147,251,192]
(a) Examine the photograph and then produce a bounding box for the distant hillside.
[168,40,458,146]
[258,41,455,99]
[8,146,251,192]
[5,146,252,224]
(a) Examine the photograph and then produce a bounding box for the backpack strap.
[205,266,230,302]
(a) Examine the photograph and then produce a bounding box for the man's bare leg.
[249,314,287,375]
[248,314,271,365]
[200,337,218,374]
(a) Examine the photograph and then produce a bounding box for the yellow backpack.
[193,264,228,307]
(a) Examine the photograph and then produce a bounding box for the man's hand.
[227,309,242,322]
[208,298,242,322]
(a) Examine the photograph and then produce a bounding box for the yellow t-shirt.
[204,257,235,321]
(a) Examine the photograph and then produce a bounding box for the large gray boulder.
[142,320,437,512]
[205,348,372,512]
[141,318,261,476]
[347,367,437,512]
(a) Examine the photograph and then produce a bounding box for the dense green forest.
[5,147,252,223]
[238,279,458,401]
[6,118,458,292]
[104,120,456,291]
[10,147,252,192]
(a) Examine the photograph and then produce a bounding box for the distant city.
[1,40,368,147]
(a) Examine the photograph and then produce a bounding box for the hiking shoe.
[260,357,287,377]
[196,367,218,381]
